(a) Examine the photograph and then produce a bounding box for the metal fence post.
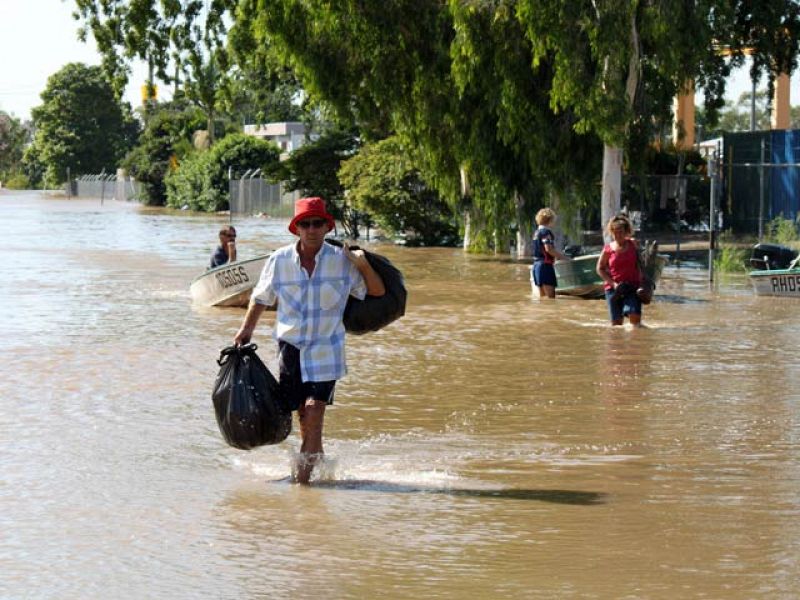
[758,139,765,240]
[248,168,261,217]
[708,149,718,283]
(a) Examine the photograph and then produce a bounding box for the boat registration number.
[769,274,800,293]
[215,266,250,289]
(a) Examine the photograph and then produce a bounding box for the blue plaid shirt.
[251,241,367,382]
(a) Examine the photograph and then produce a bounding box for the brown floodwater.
[2,191,799,598]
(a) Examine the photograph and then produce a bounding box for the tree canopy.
[339,136,458,246]
[67,0,800,242]
[271,127,362,236]
[30,62,138,183]
[0,111,28,178]
[121,99,206,204]
[165,132,280,211]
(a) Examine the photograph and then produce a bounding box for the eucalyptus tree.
[448,2,601,252]
[240,0,600,253]
[73,0,175,99]
[225,12,306,124]
[73,0,235,141]
[515,0,800,233]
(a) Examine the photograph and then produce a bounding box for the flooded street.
[2,190,799,598]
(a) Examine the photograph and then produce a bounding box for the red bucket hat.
[288,196,335,235]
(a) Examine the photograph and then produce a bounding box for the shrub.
[122,102,206,205]
[765,216,799,245]
[714,231,749,273]
[2,173,31,189]
[339,136,458,245]
[164,151,222,211]
[165,133,279,211]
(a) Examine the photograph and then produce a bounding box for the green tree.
[537,1,800,229]
[240,1,604,253]
[30,63,138,184]
[225,13,305,125]
[122,100,206,205]
[0,111,28,178]
[73,0,272,143]
[271,128,361,236]
[73,0,183,99]
[339,136,458,246]
[21,142,45,189]
[165,132,280,211]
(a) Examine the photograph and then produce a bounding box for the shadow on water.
[306,480,607,505]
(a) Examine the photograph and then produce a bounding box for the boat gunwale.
[749,268,800,277]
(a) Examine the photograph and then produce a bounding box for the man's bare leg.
[295,399,326,484]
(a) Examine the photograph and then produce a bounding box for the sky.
[0,0,164,120]
[0,0,796,122]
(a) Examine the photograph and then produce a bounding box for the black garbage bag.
[325,239,407,335]
[212,344,291,450]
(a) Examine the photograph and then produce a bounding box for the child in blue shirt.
[532,208,569,298]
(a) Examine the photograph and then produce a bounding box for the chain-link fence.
[723,130,800,235]
[229,176,301,217]
[66,174,143,202]
[621,173,711,233]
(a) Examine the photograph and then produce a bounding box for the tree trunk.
[515,192,533,258]
[601,144,623,240]
[550,190,568,252]
[463,210,471,250]
[207,110,215,145]
[600,7,640,242]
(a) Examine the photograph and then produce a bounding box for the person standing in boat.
[233,197,385,484]
[596,214,643,327]
[209,226,237,269]
[532,208,570,299]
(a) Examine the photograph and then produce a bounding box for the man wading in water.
[234,197,385,484]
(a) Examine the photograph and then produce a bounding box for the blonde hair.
[535,208,556,226]
[606,214,633,236]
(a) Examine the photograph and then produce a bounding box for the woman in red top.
[596,214,643,326]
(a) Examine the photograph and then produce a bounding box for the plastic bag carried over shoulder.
[212,344,291,450]
[325,239,407,335]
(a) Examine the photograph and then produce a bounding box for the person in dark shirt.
[532,208,569,298]
[210,226,237,269]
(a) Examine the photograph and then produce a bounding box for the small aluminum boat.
[531,241,667,299]
[747,243,800,298]
[190,254,269,307]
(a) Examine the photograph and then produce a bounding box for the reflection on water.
[2,191,799,598]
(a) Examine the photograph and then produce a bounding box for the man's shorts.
[533,261,557,287]
[605,286,642,322]
[278,341,336,411]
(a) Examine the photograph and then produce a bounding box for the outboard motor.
[749,243,798,270]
